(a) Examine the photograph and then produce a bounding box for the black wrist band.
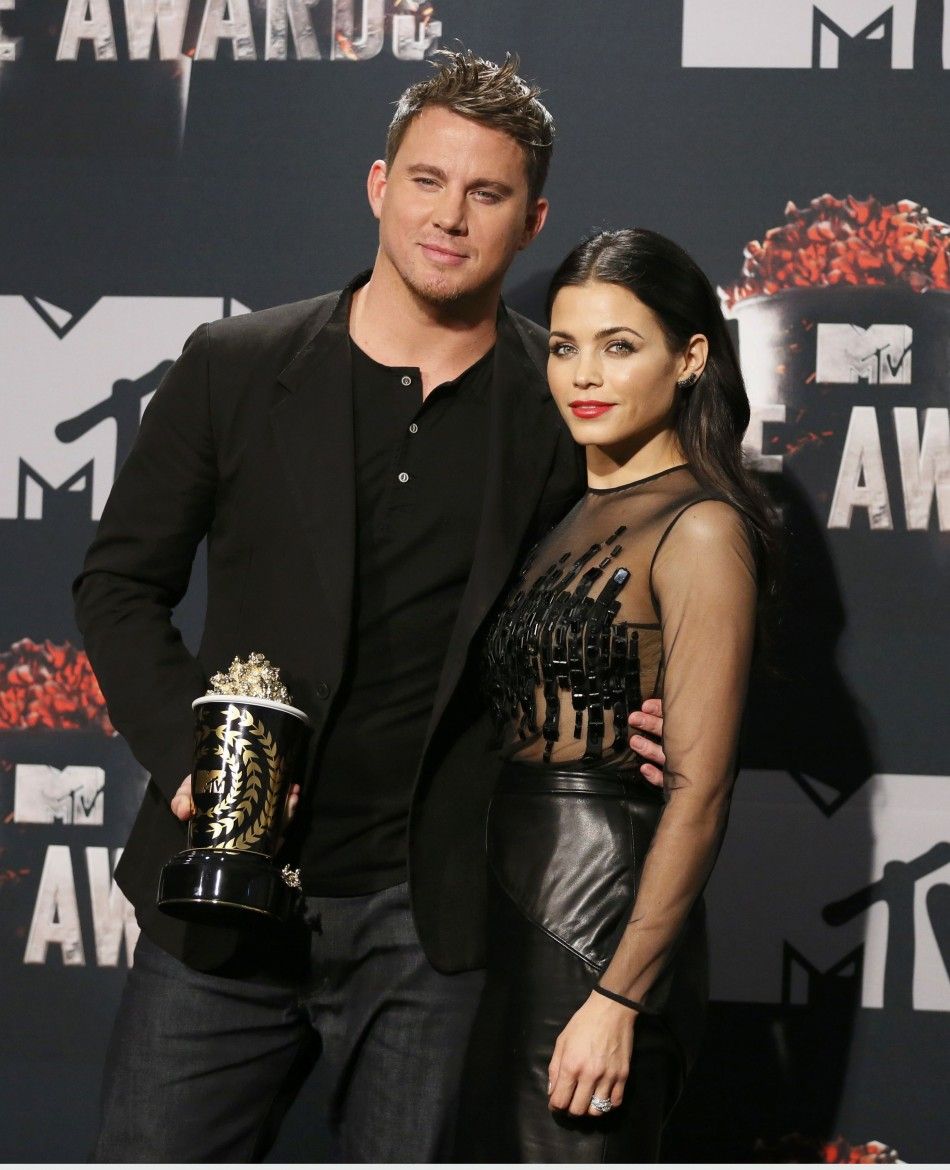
[593,984,647,1013]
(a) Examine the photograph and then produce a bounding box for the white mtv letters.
[707,772,950,1012]
[0,296,247,522]
[23,845,139,967]
[816,323,913,385]
[828,406,894,529]
[0,0,19,60]
[827,405,949,530]
[682,0,920,69]
[13,764,105,826]
[57,0,442,62]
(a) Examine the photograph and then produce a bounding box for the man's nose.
[432,188,468,235]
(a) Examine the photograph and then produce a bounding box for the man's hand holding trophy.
[157,653,312,924]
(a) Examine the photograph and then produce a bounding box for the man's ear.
[367,159,387,221]
[519,196,549,251]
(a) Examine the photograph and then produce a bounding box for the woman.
[456,228,775,1162]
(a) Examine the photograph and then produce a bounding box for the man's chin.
[410,274,466,306]
[402,261,496,309]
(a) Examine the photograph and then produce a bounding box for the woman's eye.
[607,340,635,355]
[548,343,575,358]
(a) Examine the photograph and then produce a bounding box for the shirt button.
[408,423,419,434]
[397,471,409,484]
[315,682,330,700]
[400,375,412,387]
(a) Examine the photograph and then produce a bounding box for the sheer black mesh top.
[483,463,758,1005]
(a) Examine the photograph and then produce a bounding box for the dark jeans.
[91,882,484,1163]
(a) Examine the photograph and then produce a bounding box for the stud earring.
[676,372,699,391]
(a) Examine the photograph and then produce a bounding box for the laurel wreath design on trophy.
[193,704,285,851]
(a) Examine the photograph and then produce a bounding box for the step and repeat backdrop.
[1,1,948,1162]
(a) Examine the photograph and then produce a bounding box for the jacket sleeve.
[73,324,216,802]
[529,421,586,539]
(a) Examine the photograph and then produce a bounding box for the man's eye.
[473,190,502,203]
[414,177,438,188]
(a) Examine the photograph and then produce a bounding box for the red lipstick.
[569,401,614,419]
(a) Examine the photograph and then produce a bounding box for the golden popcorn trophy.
[157,654,313,924]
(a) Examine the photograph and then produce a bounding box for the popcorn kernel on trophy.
[157,654,313,924]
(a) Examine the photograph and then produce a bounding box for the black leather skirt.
[455,761,707,1163]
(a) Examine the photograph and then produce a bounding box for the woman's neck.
[585,432,686,490]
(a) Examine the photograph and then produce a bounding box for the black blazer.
[74,286,584,973]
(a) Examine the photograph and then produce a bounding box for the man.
[75,50,665,1162]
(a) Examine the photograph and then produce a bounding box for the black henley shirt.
[297,291,493,894]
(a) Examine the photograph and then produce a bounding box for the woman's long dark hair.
[546,227,777,600]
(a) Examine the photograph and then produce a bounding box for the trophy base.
[157,850,300,926]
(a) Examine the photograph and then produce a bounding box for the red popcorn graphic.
[756,1133,903,1163]
[820,1137,903,1164]
[720,194,950,310]
[0,638,115,734]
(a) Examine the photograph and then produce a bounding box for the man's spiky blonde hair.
[386,49,555,201]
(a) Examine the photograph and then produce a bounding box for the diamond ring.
[590,1094,613,1114]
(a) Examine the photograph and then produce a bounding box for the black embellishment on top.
[484,525,643,762]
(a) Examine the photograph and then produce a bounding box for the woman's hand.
[547,992,637,1117]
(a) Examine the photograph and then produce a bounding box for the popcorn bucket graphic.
[723,197,949,549]
[722,197,949,796]
[732,286,949,537]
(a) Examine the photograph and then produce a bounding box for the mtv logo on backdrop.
[816,323,913,384]
[708,772,950,1012]
[681,1,942,69]
[0,296,248,522]
[13,764,106,826]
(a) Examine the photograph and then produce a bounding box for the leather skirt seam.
[487,849,605,975]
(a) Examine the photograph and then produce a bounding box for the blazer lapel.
[269,297,356,665]
[425,310,559,739]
